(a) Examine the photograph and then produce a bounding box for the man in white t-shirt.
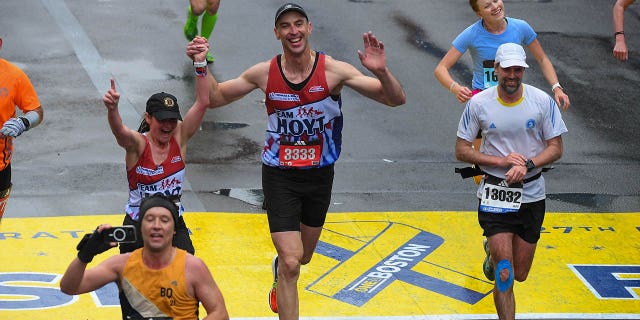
[455,43,567,320]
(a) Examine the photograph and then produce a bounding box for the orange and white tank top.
[121,248,198,320]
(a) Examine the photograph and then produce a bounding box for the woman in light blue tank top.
[434,0,570,110]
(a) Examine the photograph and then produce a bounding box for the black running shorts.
[0,164,11,191]
[262,163,334,233]
[477,199,545,244]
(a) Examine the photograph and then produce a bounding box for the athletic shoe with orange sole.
[268,255,278,313]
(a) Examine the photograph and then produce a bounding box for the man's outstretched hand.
[358,31,387,76]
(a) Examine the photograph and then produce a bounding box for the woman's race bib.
[483,60,498,89]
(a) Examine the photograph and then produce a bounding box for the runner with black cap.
[187,2,406,319]
[102,42,213,316]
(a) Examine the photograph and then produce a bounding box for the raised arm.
[527,39,570,111]
[187,255,229,320]
[60,225,120,295]
[103,79,144,151]
[180,39,211,144]
[60,256,123,295]
[186,36,267,108]
[212,62,270,107]
[434,47,473,103]
[335,31,405,107]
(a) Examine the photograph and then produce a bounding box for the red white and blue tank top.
[125,134,185,220]
[263,52,343,169]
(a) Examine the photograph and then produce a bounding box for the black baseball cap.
[145,92,182,121]
[274,3,308,26]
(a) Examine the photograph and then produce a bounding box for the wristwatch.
[525,159,536,172]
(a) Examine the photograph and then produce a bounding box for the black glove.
[76,229,113,263]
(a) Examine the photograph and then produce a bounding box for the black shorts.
[118,213,194,254]
[262,164,334,232]
[477,199,545,244]
[0,164,11,191]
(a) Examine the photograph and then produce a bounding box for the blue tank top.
[452,17,536,90]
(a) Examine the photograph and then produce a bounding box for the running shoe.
[268,255,278,313]
[184,6,198,41]
[483,239,495,281]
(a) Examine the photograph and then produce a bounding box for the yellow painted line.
[0,211,639,319]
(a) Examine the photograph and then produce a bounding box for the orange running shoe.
[268,255,278,313]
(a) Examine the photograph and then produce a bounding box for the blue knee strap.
[495,259,514,292]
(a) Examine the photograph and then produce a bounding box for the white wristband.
[449,81,458,93]
[551,82,563,92]
[193,60,207,68]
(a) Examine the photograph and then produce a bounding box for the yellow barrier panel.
[0,211,638,319]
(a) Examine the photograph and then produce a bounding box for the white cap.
[495,43,529,68]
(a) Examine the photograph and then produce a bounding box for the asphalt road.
[1,0,638,218]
